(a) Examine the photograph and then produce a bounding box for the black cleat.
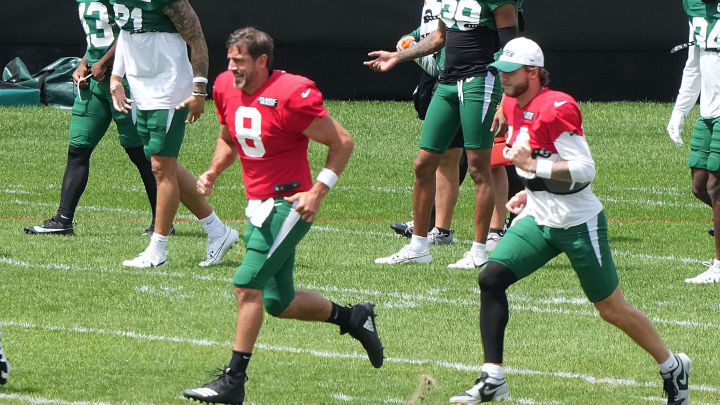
[24,216,74,235]
[342,302,384,368]
[390,221,413,238]
[709,227,714,237]
[661,353,690,405]
[141,223,175,237]
[0,332,10,385]
[184,366,246,405]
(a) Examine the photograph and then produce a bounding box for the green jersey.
[439,0,514,31]
[77,0,119,65]
[684,0,720,50]
[110,0,178,33]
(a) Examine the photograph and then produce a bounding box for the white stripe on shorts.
[586,214,602,266]
[267,203,301,258]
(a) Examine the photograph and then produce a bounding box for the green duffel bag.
[1,56,81,108]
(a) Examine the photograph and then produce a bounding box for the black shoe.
[184,366,246,404]
[141,224,175,237]
[341,302,384,368]
[709,227,714,237]
[0,333,10,385]
[390,221,413,238]
[24,216,74,235]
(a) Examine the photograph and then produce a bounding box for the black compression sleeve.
[498,26,519,48]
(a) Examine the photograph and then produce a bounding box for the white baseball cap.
[489,37,544,73]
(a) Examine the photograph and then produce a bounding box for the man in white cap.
[448,37,691,405]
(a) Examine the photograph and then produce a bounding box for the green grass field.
[0,100,718,405]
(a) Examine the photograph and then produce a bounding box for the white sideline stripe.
[1,320,717,395]
[607,186,682,196]
[2,256,718,330]
[12,199,147,216]
[0,393,110,404]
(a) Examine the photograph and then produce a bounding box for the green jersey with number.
[77,0,119,66]
[110,0,178,33]
[684,0,720,50]
[439,0,516,83]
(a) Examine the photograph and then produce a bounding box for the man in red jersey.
[182,27,383,405]
[447,37,691,405]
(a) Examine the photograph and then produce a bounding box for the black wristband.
[498,26,519,48]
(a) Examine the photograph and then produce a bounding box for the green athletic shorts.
[420,72,502,154]
[489,211,619,303]
[688,116,720,172]
[69,77,141,149]
[133,107,189,160]
[233,199,313,316]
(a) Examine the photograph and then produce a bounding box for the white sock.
[199,211,225,239]
[658,351,677,374]
[410,235,428,252]
[471,241,486,256]
[482,363,505,380]
[148,233,168,256]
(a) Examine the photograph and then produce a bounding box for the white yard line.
[2,256,717,329]
[0,393,110,405]
[1,320,717,396]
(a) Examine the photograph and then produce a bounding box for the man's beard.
[504,81,529,98]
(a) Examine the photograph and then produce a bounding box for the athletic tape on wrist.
[193,77,209,84]
[535,159,553,179]
[316,168,338,189]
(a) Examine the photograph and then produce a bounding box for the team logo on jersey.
[531,148,552,158]
[523,110,535,120]
[258,97,278,107]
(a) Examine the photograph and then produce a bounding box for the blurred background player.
[183,27,382,405]
[24,0,158,237]
[368,0,520,268]
[667,0,720,284]
[452,37,691,404]
[109,0,238,268]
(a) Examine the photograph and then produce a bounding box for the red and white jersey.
[503,88,603,229]
[214,70,329,200]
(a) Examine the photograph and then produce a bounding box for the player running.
[182,27,383,404]
[24,0,158,237]
[449,37,690,404]
[667,0,720,284]
[109,0,239,268]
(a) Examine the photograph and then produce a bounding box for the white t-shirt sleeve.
[672,43,701,116]
[554,132,596,183]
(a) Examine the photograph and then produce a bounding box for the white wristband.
[193,77,208,84]
[316,168,338,189]
[535,159,553,179]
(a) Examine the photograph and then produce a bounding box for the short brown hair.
[226,27,274,70]
[524,66,551,87]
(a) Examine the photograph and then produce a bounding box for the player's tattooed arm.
[164,0,208,93]
[396,21,445,63]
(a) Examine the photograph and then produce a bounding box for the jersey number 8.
[234,107,266,158]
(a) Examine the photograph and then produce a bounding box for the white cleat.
[685,262,720,284]
[485,230,504,252]
[375,244,432,264]
[448,251,487,269]
[122,250,167,268]
[199,227,239,267]
[450,372,510,403]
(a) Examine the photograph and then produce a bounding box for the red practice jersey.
[503,88,584,151]
[214,70,329,200]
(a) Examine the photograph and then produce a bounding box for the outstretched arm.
[364,22,446,72]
